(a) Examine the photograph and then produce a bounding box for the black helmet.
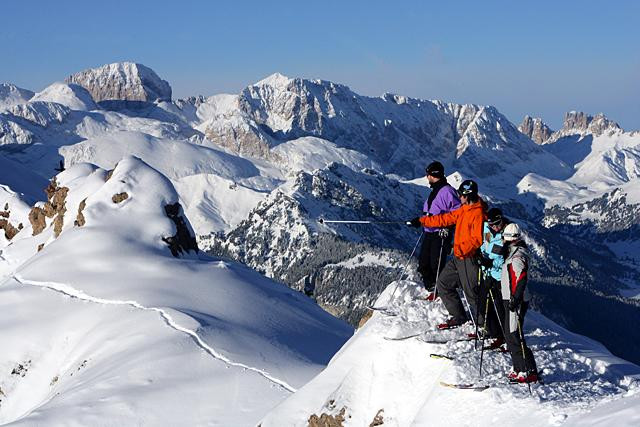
[425,161,444,177]
[487,208,503,226]
[457,179,478,196]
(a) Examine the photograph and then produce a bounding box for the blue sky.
[2,0,639,129]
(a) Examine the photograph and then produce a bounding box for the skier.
[417,161,460,298]
[500,222,539,383]
[409,179,487,329]
[479,208,508,349]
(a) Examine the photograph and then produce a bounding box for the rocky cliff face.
[202,74,569,181]
[65,62,172,103]
[552,111,622,140]
[519,115,553,144]
[204,163,425,324]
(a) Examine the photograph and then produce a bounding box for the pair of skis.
[439,370,545,391]
[384,332,474,343]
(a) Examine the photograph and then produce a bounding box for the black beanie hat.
[487,208,503,225]
[426,161,444,177]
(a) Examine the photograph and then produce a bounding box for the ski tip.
[430,353,453,360]
[439,381,489,391]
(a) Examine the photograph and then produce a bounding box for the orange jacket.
[419,200,487,259]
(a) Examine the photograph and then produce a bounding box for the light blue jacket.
[480,222,504,281]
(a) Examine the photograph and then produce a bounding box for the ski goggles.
[488,216,503,226]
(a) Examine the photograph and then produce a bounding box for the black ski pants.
[503,300,537,373]
[418,231,452,290]
[436,256,481,325]
[481,277,505,339]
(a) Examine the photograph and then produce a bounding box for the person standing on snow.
[500,222,539,383]
[479,208,509,349]
[409,179,487,330]
[417,161,460,298]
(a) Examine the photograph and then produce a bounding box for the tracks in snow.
[13,274,296,393]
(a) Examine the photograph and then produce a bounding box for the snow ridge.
[13,275,296,393]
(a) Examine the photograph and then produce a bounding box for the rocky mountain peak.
[562,111,621,136]
[65,62,172,103]
[519,115,554,144]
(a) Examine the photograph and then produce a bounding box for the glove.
[509,295,522,312]
[480,256,493,269]
[409,217,422,228]
[438,228,449,238]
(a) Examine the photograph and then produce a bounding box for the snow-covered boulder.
[65,62,172,103]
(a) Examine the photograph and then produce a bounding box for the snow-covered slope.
[0,84,34,111]
[270,136,381,175]
[0,158,352,425]
[30,82,97,111]
[261,281,640,426]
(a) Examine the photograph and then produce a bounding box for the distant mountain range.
[1,62,639,365]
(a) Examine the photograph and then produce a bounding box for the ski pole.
[387,231,424,303]
[479,279,490,377]
[488,287,506,340]
[318,218,411,225]
[474,266,482,349]
[515,307,533,395]
[460,261,478,332]
[432,236,445,300]
[460,285,477,331]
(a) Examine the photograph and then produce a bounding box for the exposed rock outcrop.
[0,219,21,240]
[65,62,172,103]
[29,178,69,237]
[369,409,384,427]
[162,203,198,257]
[308,407,346,427]
[74,199,87,227]
[358,310,373,329]
[29,207,46,236]
[0,204,23,240]
[519,115,553,144]
[112,192,129,204]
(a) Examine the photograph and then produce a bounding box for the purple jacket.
[422,182,461,233]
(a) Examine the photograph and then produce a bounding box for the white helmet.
[502,223,522,242]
